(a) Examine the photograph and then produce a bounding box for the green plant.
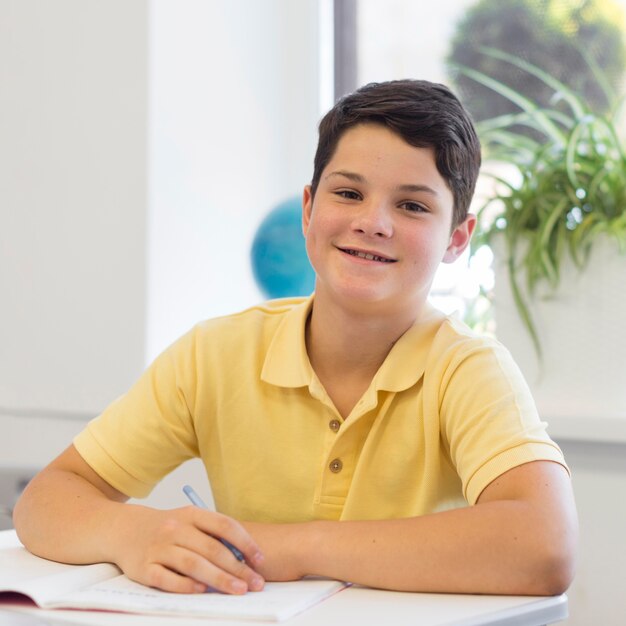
[455,47,626,356]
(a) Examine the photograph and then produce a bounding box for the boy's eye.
[336,190,361,200]
[401,201,428,213]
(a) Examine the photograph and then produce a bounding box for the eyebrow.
[324,170,440,196]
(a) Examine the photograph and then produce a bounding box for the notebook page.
[0,547,120,607]
[52,576,348,621]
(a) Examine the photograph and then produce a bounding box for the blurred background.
[2,2,626,623]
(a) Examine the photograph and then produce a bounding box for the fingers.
[155,545,260,595]
[143,562,208,594]
[179,513,265,593]
[190,508,264,569]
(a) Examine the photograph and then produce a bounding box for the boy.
[14,80,577,597]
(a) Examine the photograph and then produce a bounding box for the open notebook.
[0,532,347,622]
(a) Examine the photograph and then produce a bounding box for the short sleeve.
[437,336,567,505]
[73,328,201,498]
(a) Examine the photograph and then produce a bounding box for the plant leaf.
[477,46,589,120]
[453,64,567,144]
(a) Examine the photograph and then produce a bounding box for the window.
[335,0,626,331]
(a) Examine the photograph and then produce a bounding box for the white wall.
[556,439,626,626]
[0,0,148,418]
[146,0,321,360]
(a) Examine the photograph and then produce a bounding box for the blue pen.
[182,485,245,562]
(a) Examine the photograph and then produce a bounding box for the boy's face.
[302,123,475,315]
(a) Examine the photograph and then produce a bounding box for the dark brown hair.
[311,79,481,227]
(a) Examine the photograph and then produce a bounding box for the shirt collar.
[261,295,446,394]
[261,295,315,388]
[371,303,446,392]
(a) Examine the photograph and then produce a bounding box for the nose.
[351,199,393,238]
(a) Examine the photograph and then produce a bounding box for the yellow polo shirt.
[74,296,566,522]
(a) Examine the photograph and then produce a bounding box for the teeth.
[345,249,393,263]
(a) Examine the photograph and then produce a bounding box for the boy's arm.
[244,460,577,596]
[13,445,265,595]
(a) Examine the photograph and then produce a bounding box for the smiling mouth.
[339,248,396,263]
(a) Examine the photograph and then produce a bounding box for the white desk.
[0,531,567,626]
[0,591,569,626]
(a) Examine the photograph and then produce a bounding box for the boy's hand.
[112,505,266,595]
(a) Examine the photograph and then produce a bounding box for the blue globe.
[251,197,316,299]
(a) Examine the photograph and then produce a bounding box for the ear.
[302,185,313,236]
[442,213,477,264]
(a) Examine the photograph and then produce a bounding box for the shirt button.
[329,419,341,432]
[329,458,343,473]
